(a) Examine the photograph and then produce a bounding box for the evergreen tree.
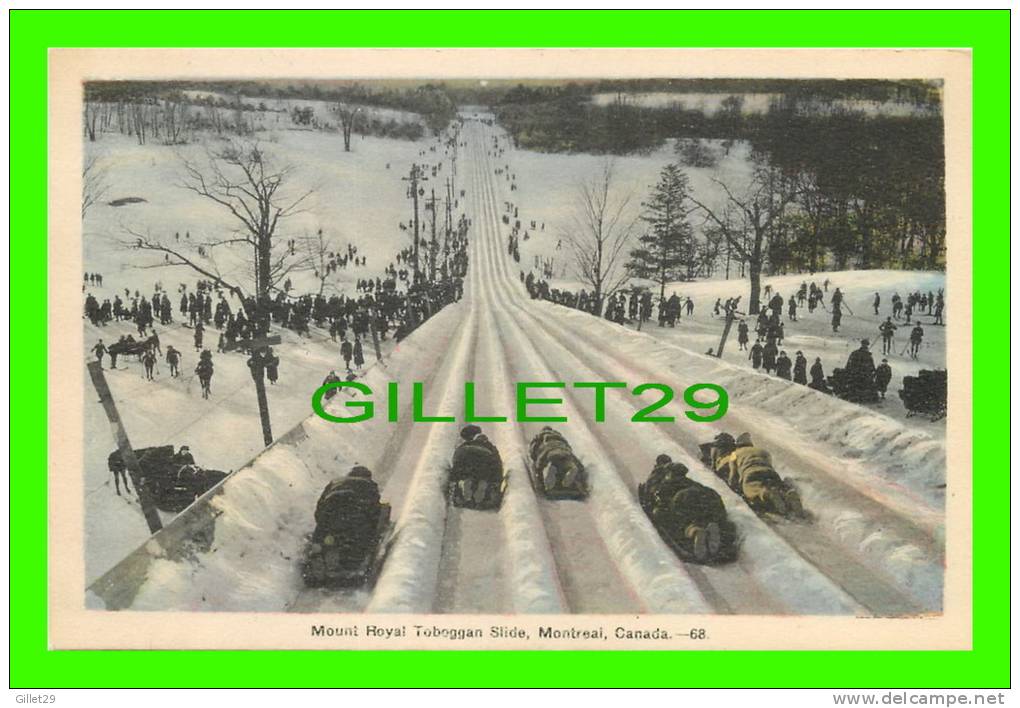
[627,164,697,300]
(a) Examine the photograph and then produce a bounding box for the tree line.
[495,84,945,273]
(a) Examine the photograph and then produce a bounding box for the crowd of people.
[84,205,471,403]
[524,271,944,411]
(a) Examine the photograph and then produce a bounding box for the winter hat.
[461,424,482,441]
[655,454,672,467]
[349,465,372,479]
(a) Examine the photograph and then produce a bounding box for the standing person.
[194,322,204,352]
[165,345,181,378]
[685,297,694,316]
[830,287,843,311]
[879,317,898,355]
[737,320,749,351]
[749,340,763,370]
[353,336,365,370]
[141,349,157,381]
[266,348,280,385]
[92,339,107,369]
[340,336,354,372]
[909,322,924,359]
[762,340,778,374]
[831,304,842,333]
[873,292,881,316]
[933,291,944,325]
[875,359,893,399]
[808,357,830,394]
[788,295,797,322]
[775,351,792,380]
[196,350,214,399]
[793,351,808,385]
[843,339,878,403]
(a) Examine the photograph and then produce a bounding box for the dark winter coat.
[874,363,893,393]
[793,355,808,385]
[775,355,792,380]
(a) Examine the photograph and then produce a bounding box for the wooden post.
[225,334,282,447]
[86,361,163,534]
[716,309,744,358]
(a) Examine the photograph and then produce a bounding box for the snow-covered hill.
[89,120,946,617]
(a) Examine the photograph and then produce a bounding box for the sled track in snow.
[109,121,939,617]
[465,147,645,614]
[286,304,482,613]
[470,127,839,616]
[468,122,935,617]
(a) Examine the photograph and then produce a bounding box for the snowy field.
[89,119,946,617]
[82,124,452,582]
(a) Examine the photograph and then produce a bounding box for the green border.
[11,9,1009,688]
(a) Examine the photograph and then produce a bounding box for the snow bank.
[530,299,945,610]
[497,302,862,615]
[89,304,466,611]
[366,313,479,613]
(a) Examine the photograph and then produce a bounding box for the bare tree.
[562,161,638,315]
[120,140,314,446]
[295,228,338,297]
[122,140,313,316]
[689,163,799,314]
[82,153,109,220]
[333,102,362,152]
[83,101,101,142]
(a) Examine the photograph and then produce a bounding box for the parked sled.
[107,445,226,513]
[899,369,947,421]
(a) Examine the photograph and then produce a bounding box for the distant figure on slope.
[775,351,792,380]
[196,350,214,399]
[762,340,778,374]
[353,337,365,370]
[737,320,749,351]
[92,339,107,369]
[165,345,181,378]
[340,336,353,372]
[879,317,898,355]
[831,304,842,333]
[793,351,808,385]
[909,322,925,359]
[808,357,831,394]
[141,349,157,381]
[874,359,893,399]
[873,292,881,316]
[749,340,763,370]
